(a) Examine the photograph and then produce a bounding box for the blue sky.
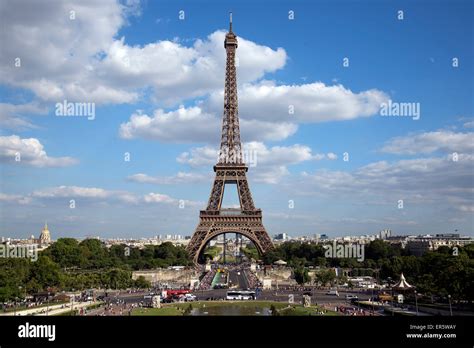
[0,0,473,239]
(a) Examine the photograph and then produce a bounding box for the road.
[228,269,249,289]
[84,287,374,316]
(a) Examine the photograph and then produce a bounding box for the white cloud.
[2,0,388,138]
[381,130,474,155]
[31,185,140,204]
[102,31,286,105]
[298,154,474,211]
[119,105,297,143]
[142,193,202,207]
[120,80,388,143]
[1,0,286,106]
[459,205,474,212]
[177,146,218,167]
[244,142,315,184]
[0,193,31,205]
[244,142,313,166]
[143,192,175,204]
[177,142,335,168]
[0,0,137,104]
[0,102,48,129]
[32,186,110,199]
[463,121,474,128]
[119,106,220,143]
[5,185,201,207]
[176,142,335,184]
[240,119,298,142]
[0,135,78,167]
[128,172,210,185]
[207,80,389,123]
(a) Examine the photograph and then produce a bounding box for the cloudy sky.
[0,0,472,239]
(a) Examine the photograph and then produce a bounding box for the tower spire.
[220,13,241,165]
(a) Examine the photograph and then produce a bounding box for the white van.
[326,289,339,296]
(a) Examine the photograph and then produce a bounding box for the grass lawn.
[55,302,104,316]
[278,305,339,316]
[131,301,338,316]
[4,300,69,313]
[132,306,183,316]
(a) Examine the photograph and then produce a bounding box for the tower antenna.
[229,12,233,32]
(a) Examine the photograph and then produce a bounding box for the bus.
[226,290,256,300]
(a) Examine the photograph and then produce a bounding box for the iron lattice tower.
[186,14,274,264]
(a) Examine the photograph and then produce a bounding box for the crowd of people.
[198,269,217,290]
[335,305,369,316]
[244,269,262,289]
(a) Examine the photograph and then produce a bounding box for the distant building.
[379,229,392,240]
[406,233,473,256]
[38,222,51,245]
[273,233,288,241]
[406,240,432,256]
[435,233,460,239]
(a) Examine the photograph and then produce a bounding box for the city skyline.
[1,0,473,239]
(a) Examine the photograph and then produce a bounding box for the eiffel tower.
[187,14,274,264]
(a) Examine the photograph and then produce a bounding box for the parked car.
[184,293,197,302]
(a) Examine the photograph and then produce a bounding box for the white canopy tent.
[392,273,414,291]
[273,259,287,266]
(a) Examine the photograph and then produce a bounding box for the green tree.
[134,275,151,289]
[79,239,109,269]
[317,268,336,286]
[366,240,391,260]
[45,238,82,268]
[29,255,63,290]
[294,267,310,285]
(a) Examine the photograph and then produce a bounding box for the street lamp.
[448,294,453,316]
[386,277,394,316]
[46,291,50,316]
[371,287,375,315]
[18,285,23,313]
[391,287,394,316]
[414,291,418,316]
[71,289,75,316]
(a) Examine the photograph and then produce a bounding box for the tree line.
[0,238,191,302]
[264,240,474,301]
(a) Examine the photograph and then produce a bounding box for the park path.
[0,301,99,316]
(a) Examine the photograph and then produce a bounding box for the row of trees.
[44,238,191,270]
[263,239,414,269]
[0,239,191,302]
[266,240,474,301]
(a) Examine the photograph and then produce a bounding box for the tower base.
[187,210,274,264]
